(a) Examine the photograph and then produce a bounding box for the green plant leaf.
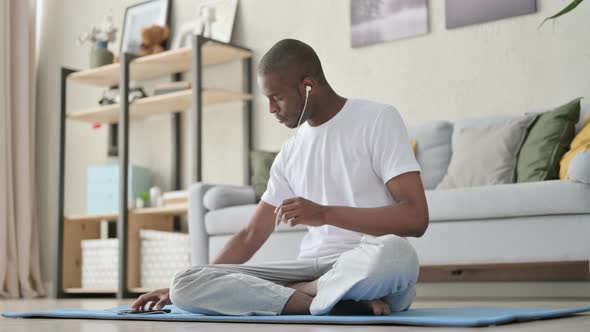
[139,191,149,201]
[539,0,584,29]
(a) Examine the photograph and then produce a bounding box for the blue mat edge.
[3,305,590,327]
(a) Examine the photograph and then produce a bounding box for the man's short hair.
[258,39,327,84]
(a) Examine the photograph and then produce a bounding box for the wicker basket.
[81,239,118,289]
[140,229,191,289]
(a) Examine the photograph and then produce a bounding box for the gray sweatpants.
[169,234,419,316]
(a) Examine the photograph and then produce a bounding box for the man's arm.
[324,171,429,237]
[212,200,277,264]
[276,171,429,237]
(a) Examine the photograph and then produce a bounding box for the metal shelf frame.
[56,35,253,298]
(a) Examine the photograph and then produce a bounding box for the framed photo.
[120,0,171,55]
[351,0,429,48]
[170,20,199,49]
[197,0,238,43]
[446,0,537,29]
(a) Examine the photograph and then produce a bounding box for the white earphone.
[299,85,311,125]
[283,84,311,167]
[275,84,312,232]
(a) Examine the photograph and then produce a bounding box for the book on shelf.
[153,81,191,95]
[162,190,188,205]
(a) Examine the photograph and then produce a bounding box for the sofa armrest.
[188,183,215,265]
[187,183,256,265]
[203,185,256,211]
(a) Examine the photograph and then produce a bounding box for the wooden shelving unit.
[57,36,253,298]
[64,204,189,222]
[67,42,252,87]
[68,88,253,124]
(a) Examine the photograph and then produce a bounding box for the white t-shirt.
[260,98,421,259]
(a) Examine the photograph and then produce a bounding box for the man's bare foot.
[287,279,318,297]
[281,290,313,315]
[367,298,391,315]
[286,280,390,315]
[330,298,391,316]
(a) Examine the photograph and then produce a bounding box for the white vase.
[149,187,161,208]
[136,198,145,209]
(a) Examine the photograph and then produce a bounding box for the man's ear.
[302,77,316,94]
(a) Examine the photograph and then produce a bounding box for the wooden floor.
[1,299,589,331]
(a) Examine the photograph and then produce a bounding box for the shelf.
[131,204,188,216]
[64,212,118,223]
[128,287,152,293]
[64,288,116,294]
[64,287,157,294]
[65,203,188,223]
[67,88,253,124]
[67,41,253,87]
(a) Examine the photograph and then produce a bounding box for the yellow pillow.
[411,139,417,155]
[560,113,590,179]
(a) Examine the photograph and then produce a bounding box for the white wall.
[36,0,590,295]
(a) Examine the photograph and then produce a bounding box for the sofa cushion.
[427,180,590,221]
[250,150,278,200]
[560,111,590,180]
[453,114,519,134]
[516,98,581,183]
[205,204,307,235]
[436,115,536,189]
[576,98,590,133]
[568,150,590,184]
[407,121,453,190]
[203,185,257,211]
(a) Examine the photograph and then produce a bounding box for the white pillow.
[577,98,590,133]
[407,121,453,190]
[436,115,537,189]
[568,150,590,184]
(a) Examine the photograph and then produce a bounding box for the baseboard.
[419,261,590,282]
[416,281,590,300]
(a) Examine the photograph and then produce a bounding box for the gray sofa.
[187,108,590,298]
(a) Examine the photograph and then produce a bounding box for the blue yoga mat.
[3,305,590,327]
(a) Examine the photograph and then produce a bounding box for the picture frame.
[196,0,238,43]
[170,20,200,50]
[446,0,537,29]
[120,0,171,55]
[350,0,429,48]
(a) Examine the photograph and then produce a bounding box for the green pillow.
[250,150,278,201]
[516,98,581,182]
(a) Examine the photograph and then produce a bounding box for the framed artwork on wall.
[446,0,537,29]
[351,0,429,48]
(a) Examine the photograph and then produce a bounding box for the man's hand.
[131,288,171,311]
[275,197,328,227]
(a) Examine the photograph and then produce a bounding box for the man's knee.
[169,265,213,308]
[364,235,419,285]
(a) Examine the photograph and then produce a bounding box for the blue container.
[87,164,152,214]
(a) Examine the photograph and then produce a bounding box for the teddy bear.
[113,24,169,62]
[137,24,170,56]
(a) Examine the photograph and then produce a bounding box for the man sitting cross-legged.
[132,38,429,316]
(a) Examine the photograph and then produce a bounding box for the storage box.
[162,190,188,205]
[81,239,118,289]
[140,230,191,289]
[87,164,151,214]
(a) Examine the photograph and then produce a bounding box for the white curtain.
[0,0,46,298]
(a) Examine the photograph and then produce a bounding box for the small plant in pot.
[136,191,149,209]
[77,10,117,68]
